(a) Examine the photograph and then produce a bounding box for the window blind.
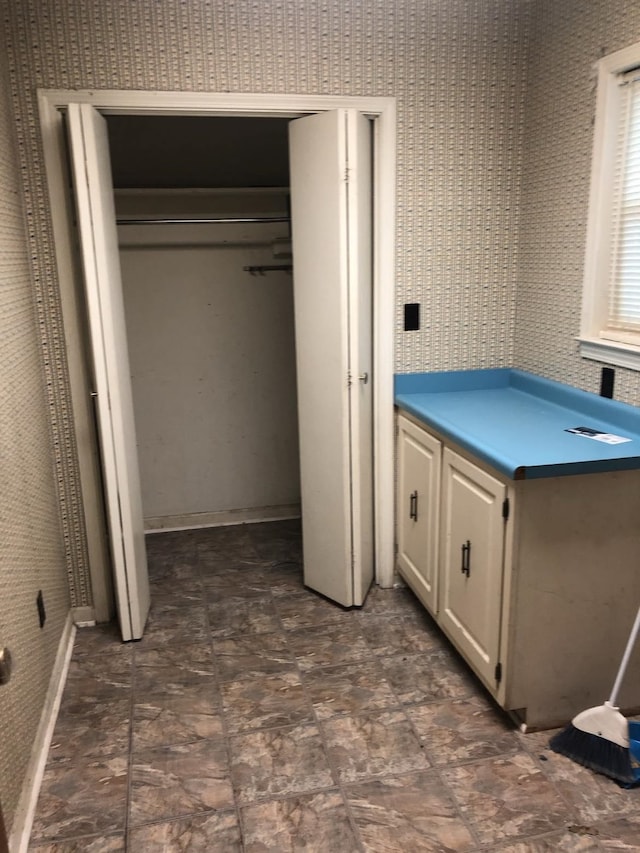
[608,71,640,332]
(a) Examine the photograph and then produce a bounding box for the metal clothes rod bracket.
[243,264,293,275]
[116,216,290,225]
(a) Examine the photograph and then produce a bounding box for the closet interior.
[107,115,301,534]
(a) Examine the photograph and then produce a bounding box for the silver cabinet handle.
[359,372,369,384]
[461,541,471,577]
[409,490,418,521]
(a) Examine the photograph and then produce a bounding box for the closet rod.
[244,264,293,275]
[116,216,290,225]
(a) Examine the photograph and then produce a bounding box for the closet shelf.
[116,216,290,225]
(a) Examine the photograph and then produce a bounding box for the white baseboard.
[144,504,301,534]
[71,606,96,627]
[9,613,76,853]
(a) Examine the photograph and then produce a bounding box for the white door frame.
[37,89,397,613]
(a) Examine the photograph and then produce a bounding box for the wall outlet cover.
[404,303,420,331]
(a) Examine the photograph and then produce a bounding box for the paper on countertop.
[565,426,632,445]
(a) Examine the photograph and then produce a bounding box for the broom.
[549,603,640,785]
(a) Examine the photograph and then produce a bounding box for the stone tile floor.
[28,520,640,851]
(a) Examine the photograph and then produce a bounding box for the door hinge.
[494,661,502,684]
[344,167,350,183]
[347,371,352,387]
[502,498,510,521]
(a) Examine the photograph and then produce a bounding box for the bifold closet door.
[289,109,374,607]
[67,103,150,641]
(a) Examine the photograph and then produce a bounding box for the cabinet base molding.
[144,504,301,533]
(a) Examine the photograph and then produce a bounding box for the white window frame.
[579,41,640,371]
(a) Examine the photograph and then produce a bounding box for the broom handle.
[609,604,640,707]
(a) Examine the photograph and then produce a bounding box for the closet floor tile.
[286,622,372,670]
[138,604,209,648]
[48,697,131,766]
[207,594,281,638]
[301,660,397,720]
[220,671,313,733]
[228,722,334,805]
[30,757,128,843]
[441,752,572,846]
[212,631,295,681]
[128,810,242,852]
[28,833,126,852]
[345,770,476,852]
[129,739,234,826]
[240,790,359,853]
[321,709,431,784]
[407,695,521,766]
[379,648,477,706]
[132,682,223,750]
[358,613,441,657]
[29,521,640,851]
[274,592,354,630]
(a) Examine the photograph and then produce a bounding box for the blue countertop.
[394,368,640,479]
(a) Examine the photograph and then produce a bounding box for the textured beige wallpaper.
[514,0,640,403]
[0,48,70,832]
[4,0,640,831]
[4,0,531,614]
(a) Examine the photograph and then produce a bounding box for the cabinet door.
[439,448,506,688]
[396,415,441,614]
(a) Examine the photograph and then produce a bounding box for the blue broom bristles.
[549,723,638,786]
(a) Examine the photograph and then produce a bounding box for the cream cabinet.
[396,416,441,614]
[439,447,507,690]
[397,413,508,693]
[395,409,640,730]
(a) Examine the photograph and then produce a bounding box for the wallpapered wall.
[515,0,640,402]
[3,0,640,833]
[0,48,70,831]
[3,0,531,617]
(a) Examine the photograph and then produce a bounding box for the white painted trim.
[9,614,75,853]
[580,41,640,369]
[38,89,396,117]
[144,504,302,533]
[599,40,640,74]
[71,606,96,626]
[37,88,396,591]
[372,98,396,589]
[578,336,640,371]
[37,95,115,624]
